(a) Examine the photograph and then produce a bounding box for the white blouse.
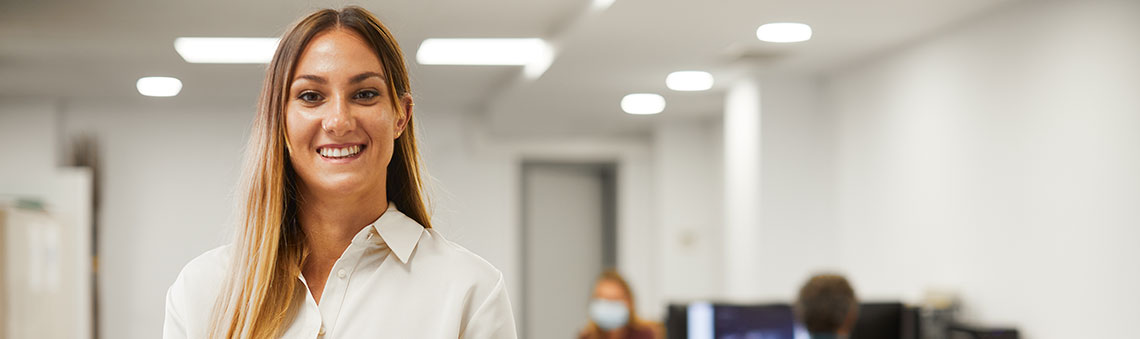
[163,202,518,338]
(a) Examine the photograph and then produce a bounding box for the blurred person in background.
[794,274,859,339]
[162,6,516,338]
[579,269,663,339]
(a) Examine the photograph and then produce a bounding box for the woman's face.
[285,28,410,199]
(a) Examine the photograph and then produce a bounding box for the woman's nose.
[321,95,356,136]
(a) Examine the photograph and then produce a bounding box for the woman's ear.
[395,93,413,138]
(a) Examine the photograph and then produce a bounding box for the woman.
[163,7,517,338]
[579,270,661,339]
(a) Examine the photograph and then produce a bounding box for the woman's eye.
[299,92,323,102]
[354,90,379,100]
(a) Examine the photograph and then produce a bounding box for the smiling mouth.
[318,144,365,159]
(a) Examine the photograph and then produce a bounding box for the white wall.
[755,76,838,300]
[719,74,841,303]
[654,117,724,302]
[0,100,59,188]
[58,99,250,339]
[825,0,1140,337]
[1,100,94,339]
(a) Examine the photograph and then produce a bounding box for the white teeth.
[319,145,363,158]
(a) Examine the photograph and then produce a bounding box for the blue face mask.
[589,299,630,331]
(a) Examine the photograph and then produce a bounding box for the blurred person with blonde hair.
[578,269,662,339]
[794,274,859,339]
[162,6,516,338]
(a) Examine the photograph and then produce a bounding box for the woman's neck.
[297,186,388,261]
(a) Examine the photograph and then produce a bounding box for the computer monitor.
[948,324,1020,339]
[678,303,808,339]
[665,304,689,339]
[850,302,905,339]
[667,302,910,339]
[714,304,797,339]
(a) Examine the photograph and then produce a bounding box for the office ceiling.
[0,0,1020,136]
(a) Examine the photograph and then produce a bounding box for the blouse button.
[337,269,347,279]
[318,325,326,336]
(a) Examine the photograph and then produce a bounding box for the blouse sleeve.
[461,273,518,339]
[162,245,231,338]
[162,274,190,339]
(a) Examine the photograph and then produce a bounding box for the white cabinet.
[3,208,65,338]
[1,168,94,339]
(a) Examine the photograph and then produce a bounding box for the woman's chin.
[308,175,382,198]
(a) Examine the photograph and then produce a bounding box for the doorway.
[520,162,617,338]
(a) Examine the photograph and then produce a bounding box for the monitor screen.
[714,304,795,339]
[684,303,809,339]
[673,302,908,339]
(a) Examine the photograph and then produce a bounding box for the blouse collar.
[365,201,426,264]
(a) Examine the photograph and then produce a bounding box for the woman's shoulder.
[169,244,233,302]
[631,322,663,339]
[175,244,234,284]
[414,229,504,285]
[165,244,234,335]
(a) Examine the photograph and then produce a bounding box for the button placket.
[316,233,370,338]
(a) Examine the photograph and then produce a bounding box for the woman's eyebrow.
[293,74,327,84]
[350,71,384,84]
[291,72,383,85]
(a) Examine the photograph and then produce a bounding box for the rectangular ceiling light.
[174,37,280,64]
[591,0,616,11]
[416,38,550,66]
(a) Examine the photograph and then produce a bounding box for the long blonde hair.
[209,6,430,338]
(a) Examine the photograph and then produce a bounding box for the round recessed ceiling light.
[666,71,714,91]
[136,76,182,97]
[621,93,665,115]
[756,23,812,43]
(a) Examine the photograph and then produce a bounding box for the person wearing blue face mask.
[578,269,662,339]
